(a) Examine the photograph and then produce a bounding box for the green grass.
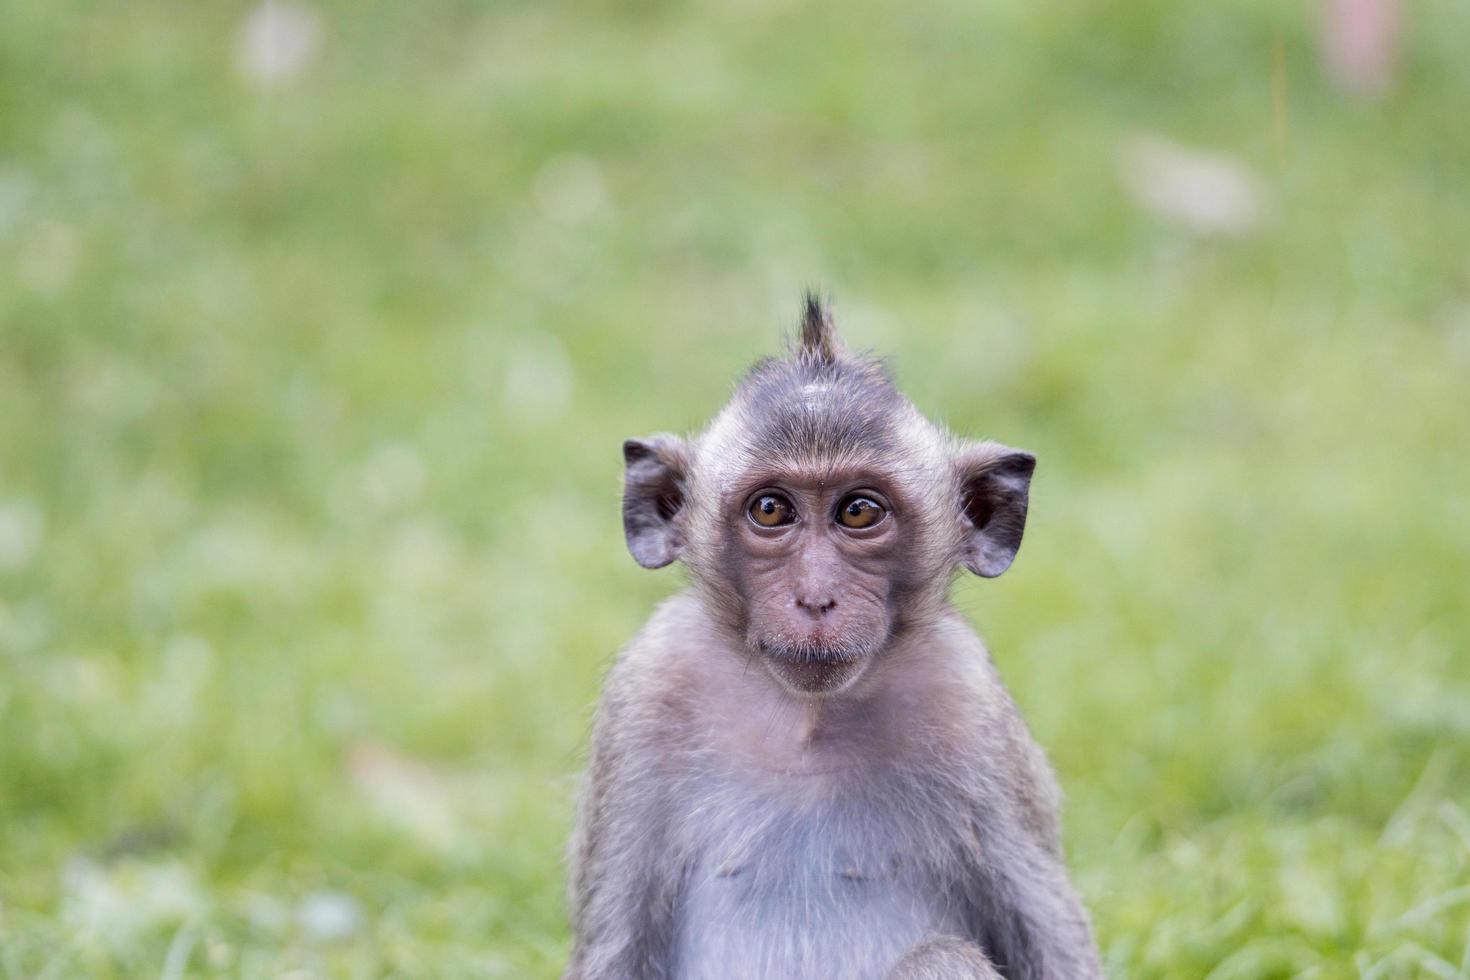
[2,0,1469,976]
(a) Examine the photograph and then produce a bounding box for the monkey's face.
[618,298,1037,697]
[720,471,910,695]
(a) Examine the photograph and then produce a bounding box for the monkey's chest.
[671,785,963,980]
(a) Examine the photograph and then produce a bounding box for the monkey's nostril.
[794,595,838,617]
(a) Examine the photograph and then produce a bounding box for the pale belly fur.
[670,772,966,980]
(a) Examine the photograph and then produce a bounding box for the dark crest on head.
[798,291,840,365]
[730,295,902,461]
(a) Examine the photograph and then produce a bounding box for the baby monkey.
[566,297,1103,980]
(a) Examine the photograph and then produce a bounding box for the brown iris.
[836,495,885,529]
[748,493,795,527]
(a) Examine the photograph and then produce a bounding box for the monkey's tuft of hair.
[798,292,841,365]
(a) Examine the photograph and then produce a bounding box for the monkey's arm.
[958,818,1103,980]
[940,639,1103,979]
[564,662,685,980]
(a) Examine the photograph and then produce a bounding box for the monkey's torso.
[574,592,1072,980]
[672,764,969,980]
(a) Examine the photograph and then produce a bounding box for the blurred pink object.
[1321,0,1401,97]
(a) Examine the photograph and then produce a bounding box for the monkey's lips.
[751,618,885,666]
[755,637,873,695]
[750,623,886,695]
[756,638,865,665]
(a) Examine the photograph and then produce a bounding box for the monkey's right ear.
[621,435,690,569]
[956,443,1036,578]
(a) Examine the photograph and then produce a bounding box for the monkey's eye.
[836,495,886,530]
[748,493,796,528]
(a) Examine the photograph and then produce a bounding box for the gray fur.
[888,936,1004,979]
[568,300,1103,980]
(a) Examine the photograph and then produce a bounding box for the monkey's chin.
[755,642,873,697]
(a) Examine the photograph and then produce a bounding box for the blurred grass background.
[2,0,1469,976]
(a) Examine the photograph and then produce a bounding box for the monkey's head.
[621,296,1034,696]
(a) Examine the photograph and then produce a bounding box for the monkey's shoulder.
[594,591,725,736]
[605,588,716,670]
[882,613,1067,844]
[611,586,717,652]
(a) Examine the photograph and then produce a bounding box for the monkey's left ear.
[956,443,1036,578]
[621,435,691,569]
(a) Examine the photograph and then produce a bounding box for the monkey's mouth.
[755,639,873,695]
[756,639,865,665]
[751,619,886,667]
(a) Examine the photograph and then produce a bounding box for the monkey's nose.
[794,594,838,618]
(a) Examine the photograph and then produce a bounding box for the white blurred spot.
[347,740,457,847]
[1121,137,1260,235]
[15,220,79,294]
[237,2,322,86]
[533,154,609,225]
[297,890,362,942]
[0,500,44,571]
[62,858,208,943]
[502,330,574,422]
